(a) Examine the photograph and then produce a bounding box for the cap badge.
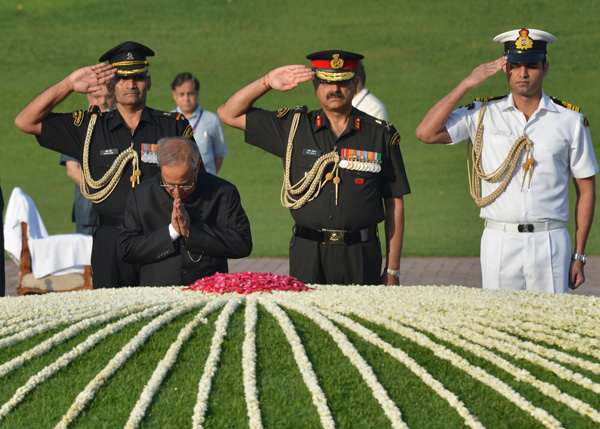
[515,28,534,51]
[330,54,344,69]
[126,52,134,60]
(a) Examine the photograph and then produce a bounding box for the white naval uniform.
[446,91,598,292]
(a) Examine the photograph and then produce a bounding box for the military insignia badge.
[277,107,290,118]
[72,110,84,127]
[330,53,344,69]
[515,28,534,50]
[183,124,194,139]
[390,132,401,148]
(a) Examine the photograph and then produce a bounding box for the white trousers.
[480,226,570,293]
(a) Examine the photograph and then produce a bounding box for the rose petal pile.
[185,272,312,294]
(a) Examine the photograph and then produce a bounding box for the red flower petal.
[186,272,313,294]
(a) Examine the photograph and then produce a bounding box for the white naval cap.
[493,28,557,63]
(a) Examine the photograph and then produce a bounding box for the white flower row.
[400,308,600,423]
[260,298,335,429]
[0,304,172,421]
[455,324,600,394]
[192,297,242,428]
[291,287,564,428]
[0,303,159,379]
[125,299,226,429]
[274,297,408,429]
[317,307,485,429]
[242,297,263,429]
[365,315,563,428]
[56,300,205,428]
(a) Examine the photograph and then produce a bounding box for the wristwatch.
[386,268,400,278]
[571,254,587,265]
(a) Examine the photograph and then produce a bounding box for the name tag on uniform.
[302,149,322,156]
[100,149,119,156]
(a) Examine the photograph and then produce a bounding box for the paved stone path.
[5,256,600,297]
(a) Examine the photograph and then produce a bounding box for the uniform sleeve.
[244,108,288,158]
[185,184,252,259]
[569,116,599,178]
[37,112,86,160]
[446,104,478,145]
[381,123,411,198]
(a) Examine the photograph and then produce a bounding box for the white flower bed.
[0,285,599,428]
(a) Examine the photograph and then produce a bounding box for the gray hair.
[157,137,201,169]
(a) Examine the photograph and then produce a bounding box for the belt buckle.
[518,224,534,233]
[322,229,345,245]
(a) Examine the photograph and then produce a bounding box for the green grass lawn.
[1,0,599,257]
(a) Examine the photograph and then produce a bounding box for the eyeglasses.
[160,178,195,191]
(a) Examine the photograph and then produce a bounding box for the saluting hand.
[461,56,508,90]
[263,65,315,92]
[68,63,116,94]
[171,198,191,238]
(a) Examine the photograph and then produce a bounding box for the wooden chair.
[18,222,93,295]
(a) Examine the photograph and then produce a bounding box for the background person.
[117,137,252,286]
[14,41,195,288]
[218,50,410,286]
[352,61,388,121]
[171,73,229,175]
[60,84,116,235]
[415,28,597,293]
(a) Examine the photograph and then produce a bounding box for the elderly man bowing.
[117,137,252,286]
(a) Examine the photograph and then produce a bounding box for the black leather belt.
[294,224,377,245]
[98,215,123,228]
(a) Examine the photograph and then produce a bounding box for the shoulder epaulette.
[551,97,581,113]
[159,111,183,120]
[72,110,85,127]
[359,114,389,128]
[474,95,508,102]
[464,95,507,110]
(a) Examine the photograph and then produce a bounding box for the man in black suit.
[117,137,252,286]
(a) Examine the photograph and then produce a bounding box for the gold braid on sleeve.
[280,112,340,209]
[80,111,141,203]
[468,101,534,207]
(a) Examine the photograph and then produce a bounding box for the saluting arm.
[415,56,507,144]
[217,65,314,131]
[14,63,115,136]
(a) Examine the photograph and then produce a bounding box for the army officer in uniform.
[15,41,195,288]
[218,50,411,285]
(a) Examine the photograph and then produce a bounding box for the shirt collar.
[175,104,202,120]
[503,90,556,114]
[108,106,156,132]
[313,108,362,135]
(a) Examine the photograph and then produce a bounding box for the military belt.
[293,224,377,245]
[484,219,567,233]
